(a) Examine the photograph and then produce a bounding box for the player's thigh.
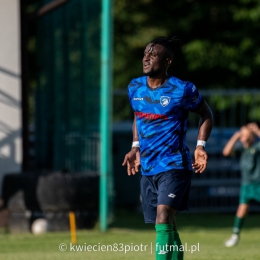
[157,169,192,211]
[140,175,158,223]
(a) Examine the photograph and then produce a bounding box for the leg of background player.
[225,203,249,247]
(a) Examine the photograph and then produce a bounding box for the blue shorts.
[140,169,192,223]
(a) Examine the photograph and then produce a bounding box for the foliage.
[113,0,260,120]
[24,1,260,122]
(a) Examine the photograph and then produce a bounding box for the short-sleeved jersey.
[240,141,260,185]
[128,75,204,176]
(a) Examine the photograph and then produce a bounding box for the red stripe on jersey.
[135,111,168,120]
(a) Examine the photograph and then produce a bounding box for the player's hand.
[247,122,258,132]
[247,122,260,137]
[122,148,140,176]
[192,146,208,173]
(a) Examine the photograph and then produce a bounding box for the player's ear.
[165,58,172,66]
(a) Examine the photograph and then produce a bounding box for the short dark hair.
[149,36,181,60]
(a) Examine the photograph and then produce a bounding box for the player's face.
[143,43,168,77]
[240,127,255,148]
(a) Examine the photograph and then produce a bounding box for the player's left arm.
[192,101,213,173]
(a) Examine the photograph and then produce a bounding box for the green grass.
[0,211,260,260]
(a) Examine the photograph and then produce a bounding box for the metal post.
[100,0,113,232]
[20,0,30,171]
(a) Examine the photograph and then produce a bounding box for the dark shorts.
[239,183,260,204]
[140,169,192,223]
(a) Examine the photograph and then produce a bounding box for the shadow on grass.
[110,208,153,230]
[110,208,260,231]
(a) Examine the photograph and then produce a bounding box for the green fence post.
[100,0,113,232]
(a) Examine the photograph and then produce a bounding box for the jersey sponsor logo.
[135,111,168,120]
[133,97,143,101]
[168,193,176,198]
[160,96,171,107]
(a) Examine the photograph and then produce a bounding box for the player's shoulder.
[128,76,146,88]
[167,76,196,96]
[168,76,194,90]
[128,76,146,98]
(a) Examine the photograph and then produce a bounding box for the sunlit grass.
[0,211,259,260]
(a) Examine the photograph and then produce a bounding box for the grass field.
[0,210,260,260]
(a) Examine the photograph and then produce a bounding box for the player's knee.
[236,203,249,217]
[156,205,175,224]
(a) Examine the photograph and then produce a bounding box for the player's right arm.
[122,114,140,176]
[222,131,241,156]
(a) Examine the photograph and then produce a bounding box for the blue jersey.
[128,75,204,176]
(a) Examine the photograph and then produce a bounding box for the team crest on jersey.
[160,96,171,107]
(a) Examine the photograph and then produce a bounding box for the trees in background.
[113,0,260,120]
[24,0,260,121]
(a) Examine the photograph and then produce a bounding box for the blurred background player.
[223,123,260,247]
[122,36,213,260]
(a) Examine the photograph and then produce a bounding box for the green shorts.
[240,183,260,204]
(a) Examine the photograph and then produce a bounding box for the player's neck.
[147,74,168,89]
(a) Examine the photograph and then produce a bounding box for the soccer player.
[122,36,213,260]
[224,123,260,247]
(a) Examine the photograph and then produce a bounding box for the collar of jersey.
[145,75,171,91]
